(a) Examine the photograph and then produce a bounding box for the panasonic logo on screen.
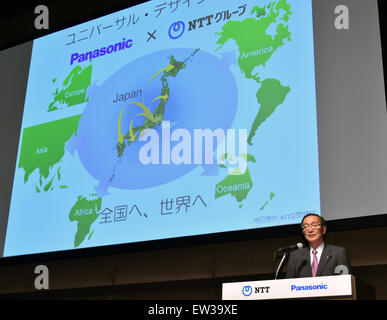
[70,38,133,65]
[291,284,328,291]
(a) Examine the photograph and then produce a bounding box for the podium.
[222,275,356,300]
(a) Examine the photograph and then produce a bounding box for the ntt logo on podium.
[242,286,252,296]
[242,285,270,296]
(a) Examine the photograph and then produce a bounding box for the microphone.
[273,243,304,279]
[276,243,304,253]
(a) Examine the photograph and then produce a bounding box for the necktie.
[312,249,318,277]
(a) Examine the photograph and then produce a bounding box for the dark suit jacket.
[285,244,351,279]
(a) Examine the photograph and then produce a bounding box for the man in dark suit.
[285,213,351,278]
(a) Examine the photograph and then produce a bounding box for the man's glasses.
[301,223,321,231]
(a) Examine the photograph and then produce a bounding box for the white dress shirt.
[310,242,325,266]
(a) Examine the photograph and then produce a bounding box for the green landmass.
[215,167,253,202]
[215,154,256,203]
[260,192,276,211]
[69,195,102,248]
[214,0,292,205]
[216,1,292,145]
[216,0,292,81]
[252,6,266,18]
[219,153,256,168]
[260,200,269,211]
[247,78,290,145]
[88,230,95,240]
[48,64,92,112]
[18,115,81,190]
[116,51,198,157]
[43,175,55,192]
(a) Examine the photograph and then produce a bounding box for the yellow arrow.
[117,107,126,143]
[128,118,137,142]
[147,64,175,87]
[128,101,158,124]
[151,94,169,104]
[117,100,160,143]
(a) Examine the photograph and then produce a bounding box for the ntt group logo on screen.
[69,38,133,65]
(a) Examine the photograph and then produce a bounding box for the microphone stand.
[273,250,288,280]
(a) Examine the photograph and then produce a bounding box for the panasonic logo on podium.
[290,283,328,291]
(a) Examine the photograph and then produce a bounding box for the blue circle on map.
[76,48,238,189]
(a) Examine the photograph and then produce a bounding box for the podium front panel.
[222,275,354,300]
